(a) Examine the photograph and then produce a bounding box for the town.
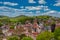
[0,16,60,40]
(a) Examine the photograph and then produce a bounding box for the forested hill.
[0,15,60,24]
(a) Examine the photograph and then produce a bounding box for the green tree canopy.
[36,31,54,40]
[7,36,19,40]
[22,37,33,40]
[54,28,60,40]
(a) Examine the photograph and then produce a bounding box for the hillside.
[0,15,60,24]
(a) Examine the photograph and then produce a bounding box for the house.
[1,24,10,36]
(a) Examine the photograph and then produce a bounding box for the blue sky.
[0,0,60,17]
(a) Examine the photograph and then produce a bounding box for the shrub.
[54,28,60,40]
[7,36,19,40]
[10,26,14,29]
[36,31,54,40]
[22,37,33,40]
[19,34,26,40]
[0,22,3,27]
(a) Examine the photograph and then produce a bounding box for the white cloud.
[36,11,41,14]
[54,3,60,6]
[25,5,47,10]
[54,0,60,6]
[0,5,50,17]
[35,11,43,16]
[0,6,35,17]
[42,10,60,17]
[43,10,57,15]
[20,6,24,9]
[4,2,18,6]
[0,2,18,6]
[29,0,36,3]
[25,6,42,10]
[25,5,50,12]
[0,6,23,17]
[38,0,46,4]
[0,5,59,17]
[0,6,44,17]
[44,6,50,11]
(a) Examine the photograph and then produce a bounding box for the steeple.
[33,17,39,32]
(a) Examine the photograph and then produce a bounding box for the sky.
[0,0,60,17]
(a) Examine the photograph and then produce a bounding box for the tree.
[54,28,60,40]
[19,34,26,40]
[22,37,33,40]
[36,31,54,40]
[0,22,3,27]
[10,25,14,29]
[7,36,19,40]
